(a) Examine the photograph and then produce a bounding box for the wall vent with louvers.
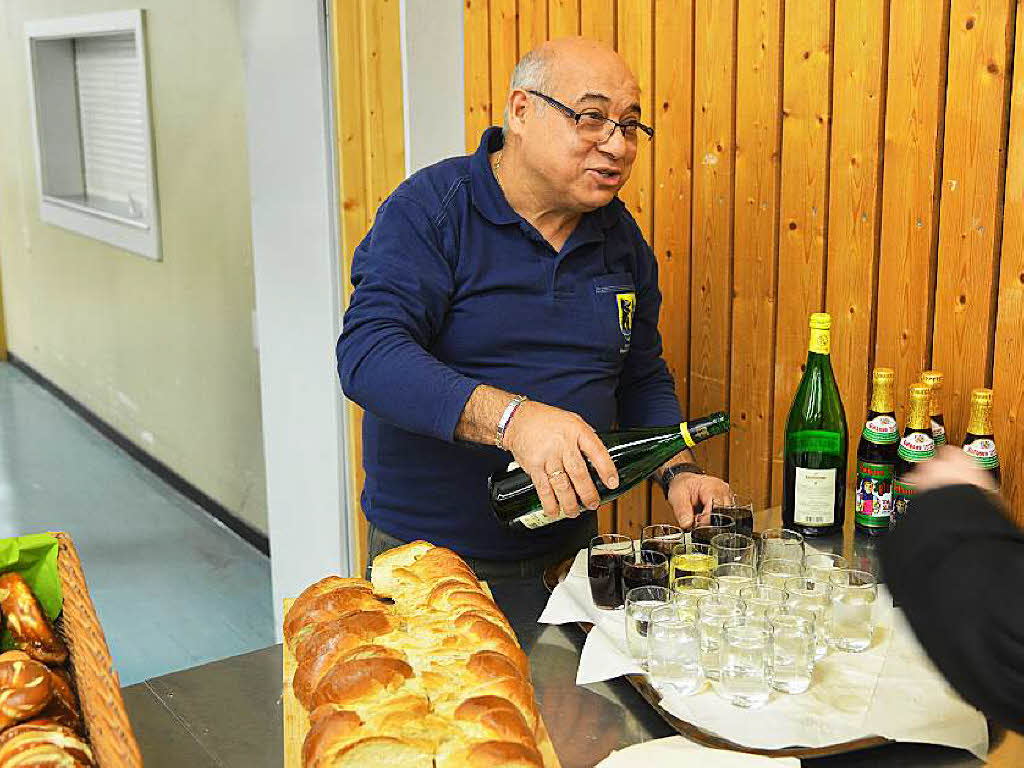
[25,10,160,261]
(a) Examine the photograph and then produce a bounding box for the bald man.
[338,39,731,580]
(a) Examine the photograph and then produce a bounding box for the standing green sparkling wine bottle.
[782,313,849,537]
[489,412,731,532]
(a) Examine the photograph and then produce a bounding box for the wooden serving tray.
[282,588,561,767]
[543,557,891,760]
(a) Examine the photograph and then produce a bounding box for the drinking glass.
[624,586,672,666]
[759,557,805,589]
[759,528,805,565]
[739,584,788,618]
[691,513,736,547]
[696,594,744,681]
[712,495,755,536]
[712,562,756,596]
[784,577,832,660]
[711,532,756,566]
[828,569,877,652]
[588,534,634,610]
[803,552,848,582]
[671,542,718,582]
[647,604,702,696]
[767,609,815,694]
[671,575,719,611]
[641,524,684,560]
[719,616,772,708]
[623,549,670,591]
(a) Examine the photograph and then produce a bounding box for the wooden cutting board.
[282,591,561,768]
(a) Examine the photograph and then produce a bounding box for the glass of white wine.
[671,542,718,582]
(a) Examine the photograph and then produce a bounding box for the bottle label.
[793,467,837,526]
[516,508,566,530]
[897,432,935,463]
[862,415,898,445]
[808,328,830,355]
[963,439,999,470]
[855,460,893,527]
[788,430,842,454]
[891,477,917,528]
[931,419,947,447]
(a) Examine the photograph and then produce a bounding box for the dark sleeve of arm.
[336,194,479,443]
[615,240,683,428]
[881,484,1024,734]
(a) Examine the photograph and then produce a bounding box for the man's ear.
[507,89,531,133]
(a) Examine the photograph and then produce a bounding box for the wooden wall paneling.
[824,0,889,484]
[769,0,834,504]
[649,0,695,526]
[932,0,1015,440]
[362,0,407,212]
[490,0,519,135]
[518,0,548,55]
[614,0,655,538]
[729,0,783,509]
[992,0,1024,525]
[689,0,736,481]
[550,0,582,37]
[581,0,616,45]
[466,0,493,151]
[874,0,949,426]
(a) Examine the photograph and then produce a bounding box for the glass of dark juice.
[622,549,670,591]
[588,534,634,610]
[691,513,736,547]
[641,524,684,560]
[712,496,755,536]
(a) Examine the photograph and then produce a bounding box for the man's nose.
[597,126,628,158]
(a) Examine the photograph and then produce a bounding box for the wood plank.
[549,0,581,37]
[362,0,406,213]
[598,500,616,534]
[931,0,1015,441]
[580,0,615,46]
[490,0,519,133]
[518,0,548,55]
[874,0,949,427]
[824,0,888,484]
[689,0,735,481]
[649,0,694,526]
[769,0,833,504]
[991,0,1024,526]
[728,0,783,510]
[333,0,372,576]
[465,0,493,151]
[615,0,655,537]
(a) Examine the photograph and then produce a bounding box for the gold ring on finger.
[547,470,565,479]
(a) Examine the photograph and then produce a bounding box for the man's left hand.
[667,473,733,529]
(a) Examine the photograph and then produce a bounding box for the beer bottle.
[855,368,898,536]
[890,384,936,530]
[782,313,848,537]
[489,412,730,532]
[962,388,1000,488]
[920,370,947,447]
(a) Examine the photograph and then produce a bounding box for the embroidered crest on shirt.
[616,292,635,342]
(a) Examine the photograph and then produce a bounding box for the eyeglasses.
[525,90,654,144]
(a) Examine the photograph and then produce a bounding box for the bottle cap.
[872,368,894,382]
[970,388,993,405]
[809,313,831,330]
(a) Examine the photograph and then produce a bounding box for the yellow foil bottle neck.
[966,392,994,436]
[906,387,931,431]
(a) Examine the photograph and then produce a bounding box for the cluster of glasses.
[590,522,879,709]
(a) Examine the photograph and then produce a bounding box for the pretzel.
[0,574,68,665]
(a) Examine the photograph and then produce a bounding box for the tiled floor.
[0,363,274,685]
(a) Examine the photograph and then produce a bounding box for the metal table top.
[122,507,992,767]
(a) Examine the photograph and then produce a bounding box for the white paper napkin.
[596,736,801,767]
[539,547,988,758]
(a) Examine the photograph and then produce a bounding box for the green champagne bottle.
[782,313,848,536]
[489,412,731,532]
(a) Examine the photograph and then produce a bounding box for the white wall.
[240,0,350,635]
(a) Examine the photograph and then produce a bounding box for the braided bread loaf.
[286,541,546,767]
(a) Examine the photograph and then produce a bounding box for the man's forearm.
[454,384,517,445]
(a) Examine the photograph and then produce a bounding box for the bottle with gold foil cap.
[890,384,936,531]
[962,388,1000,488]
[782,312,849,536]
[921,370,947,447]
[855,368,898,536]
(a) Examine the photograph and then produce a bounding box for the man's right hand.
[503,401,619,519]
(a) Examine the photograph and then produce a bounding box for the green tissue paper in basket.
[0,533,62,650]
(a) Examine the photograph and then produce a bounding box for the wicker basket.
[54,531,142,767]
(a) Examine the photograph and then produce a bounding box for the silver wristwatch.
[495,394,528,450]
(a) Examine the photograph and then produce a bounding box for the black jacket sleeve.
[882,484,1024,733]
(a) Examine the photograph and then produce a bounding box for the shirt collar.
[468,126,619,239]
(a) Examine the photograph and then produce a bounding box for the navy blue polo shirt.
[337,128,682,560]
